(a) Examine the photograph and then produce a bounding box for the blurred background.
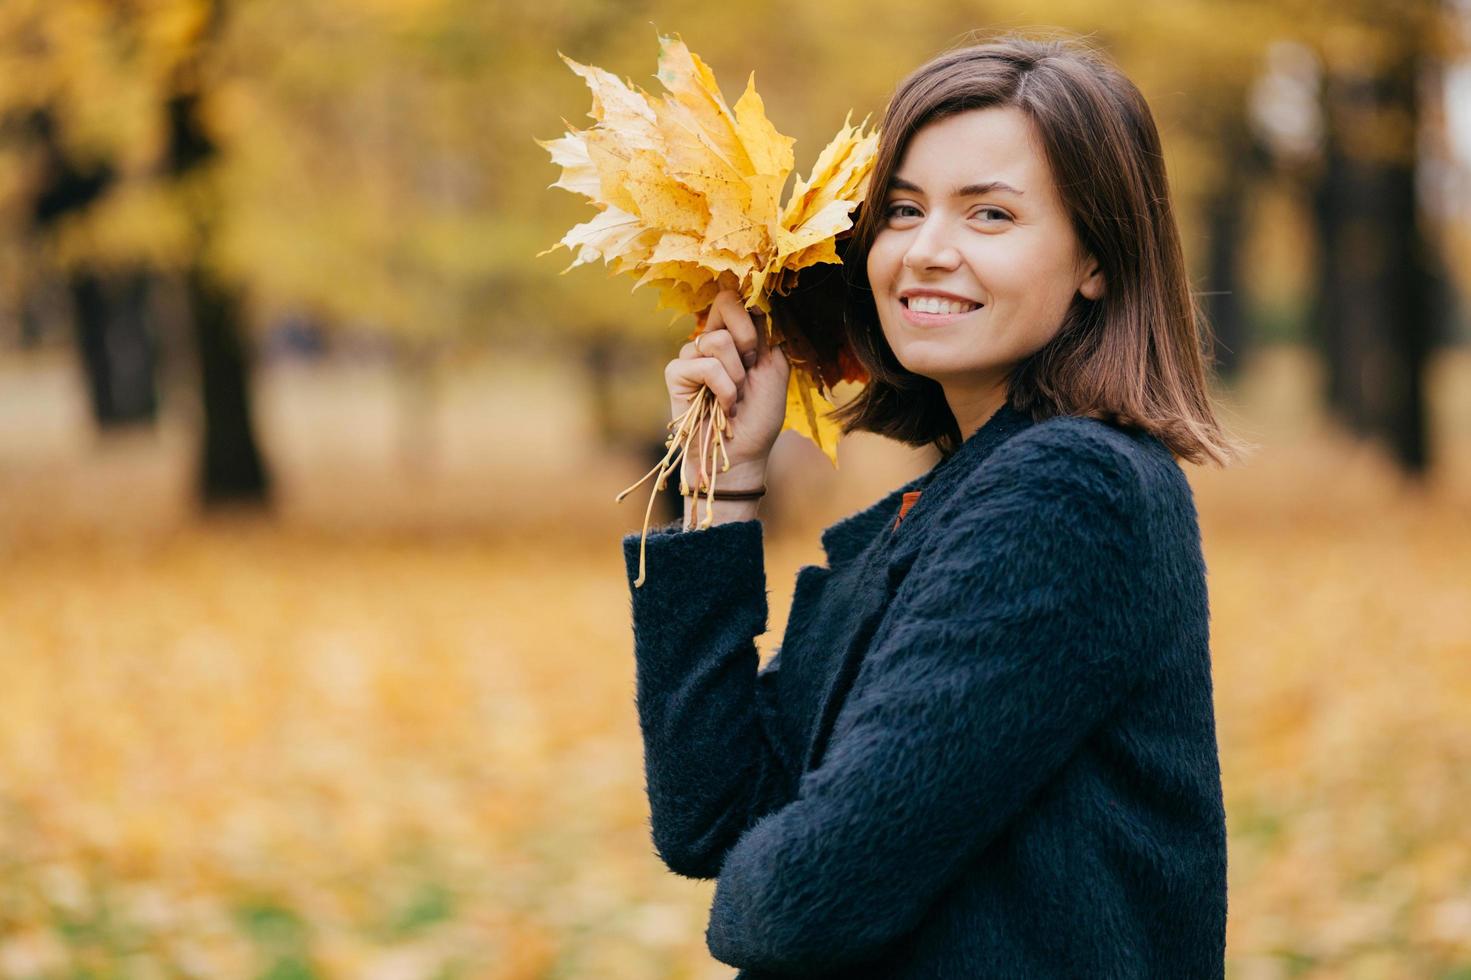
[1,0,1469,977]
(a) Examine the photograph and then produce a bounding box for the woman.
[621,34,1252,978]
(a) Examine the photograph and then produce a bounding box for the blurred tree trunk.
[1202,191,1247,382]
[71,268,160,427]
[188,265,269,504]
[167,5,272,508]
[1310,43,1435,475]
[1201,114,1261,383]
[28,109,161,428]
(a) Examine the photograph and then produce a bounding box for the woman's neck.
[944,384,1008,442]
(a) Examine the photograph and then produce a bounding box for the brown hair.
[828,33,1253,466]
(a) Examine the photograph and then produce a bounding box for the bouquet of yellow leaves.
[537,34,878,585]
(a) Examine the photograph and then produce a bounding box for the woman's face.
[866,106,1104,422]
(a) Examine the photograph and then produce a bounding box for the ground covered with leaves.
[1,349,1469,978]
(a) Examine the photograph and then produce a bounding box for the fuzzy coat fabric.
[620,403,1227,978]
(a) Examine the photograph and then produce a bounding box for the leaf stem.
[618,389,697,585]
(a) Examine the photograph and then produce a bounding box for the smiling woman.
[865,107,1107,438]
[832,38,1249,466]
[623,32,1254,980]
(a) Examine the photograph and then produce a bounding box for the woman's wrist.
[680,460,768,525]
[680,460,768,495]
[683,495,762,526]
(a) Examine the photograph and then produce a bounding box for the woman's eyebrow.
[889,175,1026,197]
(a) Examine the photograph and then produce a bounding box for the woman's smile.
[899,295,986,326]
[865,106,1105,434]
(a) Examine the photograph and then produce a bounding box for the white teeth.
[906,296,980,315]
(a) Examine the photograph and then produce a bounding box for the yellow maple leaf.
[534,127,600,199]
[537,33,878,466]
[733,72,795,180]
[624,147,711,236]
[783,363,845,467]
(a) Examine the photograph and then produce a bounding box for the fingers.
[666,289,768,422]
[680,330,744,396]
[665,356,739,417]
[708,289,760,369]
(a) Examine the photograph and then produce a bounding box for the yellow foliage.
[782,361,833,465]
[537,34,878,466]
[2,348,1471,975]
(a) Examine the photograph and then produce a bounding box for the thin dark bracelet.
[679,485,767,500]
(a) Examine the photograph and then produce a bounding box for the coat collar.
[819,402,1035,566]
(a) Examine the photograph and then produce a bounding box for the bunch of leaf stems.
[615,385,732,587]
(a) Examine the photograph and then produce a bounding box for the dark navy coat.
[621,403,1227,978]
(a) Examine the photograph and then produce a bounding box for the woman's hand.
[664,289,790,489]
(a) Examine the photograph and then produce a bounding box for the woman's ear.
[1078,255,1105,301]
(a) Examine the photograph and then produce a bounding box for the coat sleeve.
[704,428,1153,973]
[622,518,797,880]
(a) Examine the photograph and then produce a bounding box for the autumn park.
[1,0,1470,977]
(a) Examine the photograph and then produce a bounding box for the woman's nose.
[902,220,962,272]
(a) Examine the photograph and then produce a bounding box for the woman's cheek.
[865,242,891,291]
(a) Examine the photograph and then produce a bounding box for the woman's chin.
[892,343,961,380]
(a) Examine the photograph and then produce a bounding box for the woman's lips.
[899,298,984,326]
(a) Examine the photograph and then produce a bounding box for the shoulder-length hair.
[825,33,1252,467]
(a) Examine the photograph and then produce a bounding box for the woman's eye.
[883,203,1010,223]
